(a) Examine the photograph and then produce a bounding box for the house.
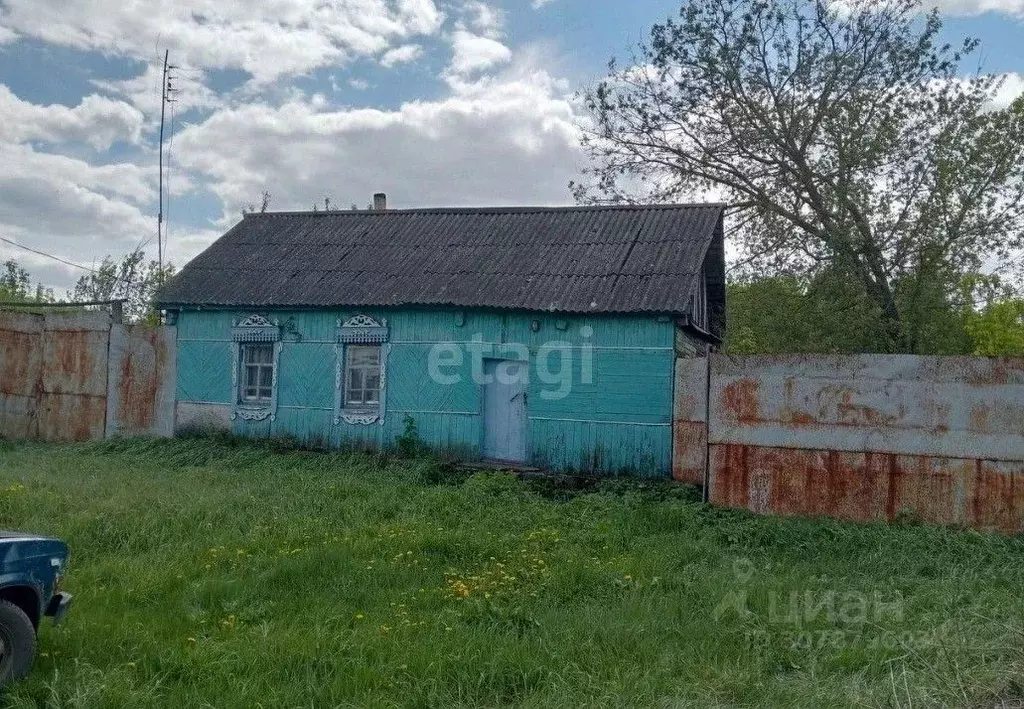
[157,199,726,476]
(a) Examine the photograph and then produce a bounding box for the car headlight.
[50,557,64,590]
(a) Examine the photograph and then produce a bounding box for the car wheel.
[0,600,36,686]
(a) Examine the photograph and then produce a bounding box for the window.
[240,343,275,403]
[335,315,389,426]
[345,345,381,407]
[691,267,709,331]
[231,314,281,423]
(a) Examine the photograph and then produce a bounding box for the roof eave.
[155,301,692,318]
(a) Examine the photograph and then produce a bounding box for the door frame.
[478,356,530,464]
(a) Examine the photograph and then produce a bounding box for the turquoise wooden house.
[157,200,726,476]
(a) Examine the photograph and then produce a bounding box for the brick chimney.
[373,193,387,212]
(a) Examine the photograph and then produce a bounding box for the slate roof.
[158,204,726,315]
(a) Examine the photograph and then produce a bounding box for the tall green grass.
[0,437,1021,708]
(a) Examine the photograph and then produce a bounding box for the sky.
[0,0,1022,291]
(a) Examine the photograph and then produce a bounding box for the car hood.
[0,531,60,542]
[0,533,68,567]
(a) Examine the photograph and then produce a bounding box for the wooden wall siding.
[175,308,675,475]
[387,344,480,414]
[529,419,670,475]
[176,341,233,404]
[277,343,335,410]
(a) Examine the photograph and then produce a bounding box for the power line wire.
[134,228,160,253]
[0,235,98,273]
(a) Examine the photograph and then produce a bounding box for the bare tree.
[243,191,272,216]
[577,0,1024,352]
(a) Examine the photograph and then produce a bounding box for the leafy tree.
[0,260,53,303]
[960,274,1024,355]
[577,0,1024,353]
[0,260,32,302]
[965,299,1024,355]
[69,251,175,324]
[725,273,975,355]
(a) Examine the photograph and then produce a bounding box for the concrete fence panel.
[0,309,176,442]
[702,354,1024,532]
[672,357,708,485]
[106,324,177,438]
[0,312,44,439]
[38,312,112,442]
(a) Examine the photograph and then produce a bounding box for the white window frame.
[334,315,389,426]
[690,268,709,331]
[239,343,276,404]
[344,345,382,408]
[230,314,282,422]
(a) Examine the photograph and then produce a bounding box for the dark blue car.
[0,532,71,685]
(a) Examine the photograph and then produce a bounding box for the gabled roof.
[158,204,726,315]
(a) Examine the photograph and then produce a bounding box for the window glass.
[240,343,275,404]
[345,345,381,408]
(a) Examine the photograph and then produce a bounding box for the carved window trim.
[334,315,389,426]
[231,314,282,423]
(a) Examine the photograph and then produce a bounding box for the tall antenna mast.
[157,50,178,275]
[157,49,168,273]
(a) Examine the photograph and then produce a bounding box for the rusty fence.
[0,309,175,442]
[674,354,1024,533]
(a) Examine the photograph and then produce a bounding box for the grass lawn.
[0,437,1022,708]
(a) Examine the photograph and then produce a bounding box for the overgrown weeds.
[0,437,1021,708]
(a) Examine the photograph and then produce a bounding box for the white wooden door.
[482,359,527,463]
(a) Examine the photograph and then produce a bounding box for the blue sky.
[0,0,1021,289]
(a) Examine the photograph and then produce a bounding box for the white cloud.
[993,73,1024,108]
[0,138,216,288]
[531,0,557,8]
[163,225,224,271]
[0,85,143,150]
[171,54,583,228]
[463,1,506,38]
[0,142,156,278]
[1,143,153,204]
[830,0,1024,15]
[0,26,17,44]
[380,44,424,67]
[447,30,512,75]
[928,0,1024,14]
[0,0,446,82]
[92,63,224,118]
[0,85,168,288]
[0,2,579,290]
